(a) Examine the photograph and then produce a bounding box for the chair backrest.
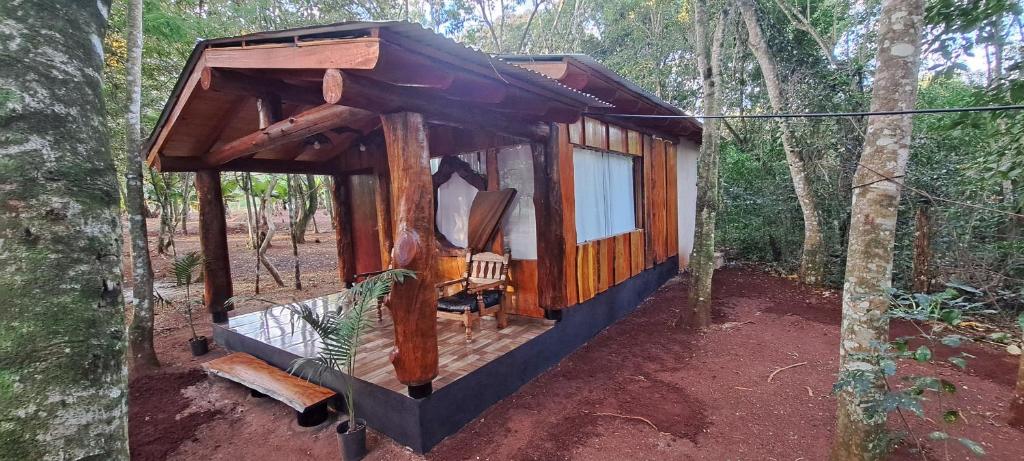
[464,251,510,286]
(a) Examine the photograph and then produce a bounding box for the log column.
[380,112,439,398]
[532,123,572,312]
[331,174,356,286]
[195,170,233,323]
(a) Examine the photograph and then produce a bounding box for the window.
[435,173,478,248]
[430,146,538,259]
[497,144,537,259]
[573,147,636,242]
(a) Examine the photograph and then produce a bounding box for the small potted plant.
[173,251,208,356]
[285,269,413,461]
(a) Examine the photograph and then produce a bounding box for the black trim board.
[213,256,678,453]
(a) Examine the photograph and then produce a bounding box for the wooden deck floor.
[223,293,553,394]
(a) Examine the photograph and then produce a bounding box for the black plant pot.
[189,336,209,356]
[337,418,367,461]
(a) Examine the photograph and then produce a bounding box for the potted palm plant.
[284,269,413,461]
[173,251,208,356]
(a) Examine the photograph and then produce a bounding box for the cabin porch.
[217,292,553,394]
[212,258,678,453]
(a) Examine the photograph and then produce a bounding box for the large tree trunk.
[832,0,925,458]
[683,3,727,329]
[0,1,128,459]
[125,0,159,370]
[736,0,826,285]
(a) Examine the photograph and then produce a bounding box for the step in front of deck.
[203,352,336,423]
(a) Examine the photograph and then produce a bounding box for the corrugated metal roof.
[500,53,702,125]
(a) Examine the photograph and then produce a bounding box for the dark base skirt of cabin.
[213,257,678,453]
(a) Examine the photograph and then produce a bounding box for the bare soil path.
[126,222,1023,460]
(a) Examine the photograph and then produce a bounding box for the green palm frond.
[283,269,414,427]
[285,269,415,378]
[172,251,204,286]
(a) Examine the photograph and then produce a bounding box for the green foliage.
[284,269,414,429]
[171,251,205,339]
[172,251,204,286]
[833,294,990,458]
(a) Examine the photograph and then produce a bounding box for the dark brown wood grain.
[557,124,579,306]
[597,237,613,293]
[206,104,376,166]
[666,142,679,257]
[331,174,356,285]
[380,112,439,387]
[642,134,655,268]
[532,125,571,310]
[614,233,630,285]
[195,170,233,316]
[576,241,597,302]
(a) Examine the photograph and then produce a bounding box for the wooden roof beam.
[322,70,551,141]
[201,68,323,106]
[204,38,381,70]
[155,155,336,175]
[205,104,377,166]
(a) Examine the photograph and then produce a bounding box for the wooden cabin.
[144,21,701,452]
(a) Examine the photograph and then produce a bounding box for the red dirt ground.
[127,221,1023,460]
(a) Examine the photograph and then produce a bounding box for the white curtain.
[574,147,636,242]
[435,174,478,248]
[498,144,538,260]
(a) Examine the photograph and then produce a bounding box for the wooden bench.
[202,353,336,427]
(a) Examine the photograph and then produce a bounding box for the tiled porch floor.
[223,293,553,393]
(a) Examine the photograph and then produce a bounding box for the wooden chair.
[436,250,511,341]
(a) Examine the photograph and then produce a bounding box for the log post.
[331,174,356,286]
[196,170,233,323]
[532,123,572,310]
[380,112,439,397]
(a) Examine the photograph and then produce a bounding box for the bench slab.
[202,352,335,412]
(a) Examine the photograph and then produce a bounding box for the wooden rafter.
[322,70,552,140]
[206,104,376,166]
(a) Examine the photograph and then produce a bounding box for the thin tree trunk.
[326,176,337,229]
[0,1,128,458]
[736,0,826,285]
[832,0,925,458]
[259,218,285,287]
[287,175,302,289]
[293,174,318,243]
[911,199,932,293]
[682,3,728,329]
[239,173,257,247]
[125,0,159,370]
[1012,343,1024,428]
[253,176,284,291]
[178,172,192,235]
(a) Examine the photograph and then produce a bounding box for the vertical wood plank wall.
[429,116,681,316]
[565,117,680,304]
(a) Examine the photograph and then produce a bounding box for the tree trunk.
[293,174,318,243]
[178,172,192,235]
[832,0,925,458]
[736,0,826,285]
[0,1,128,458]
[1012,343,1024,428]
[911,199,932,293]
[287,175,302,289]
[124,0,159,370]
[683,3,727,329]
